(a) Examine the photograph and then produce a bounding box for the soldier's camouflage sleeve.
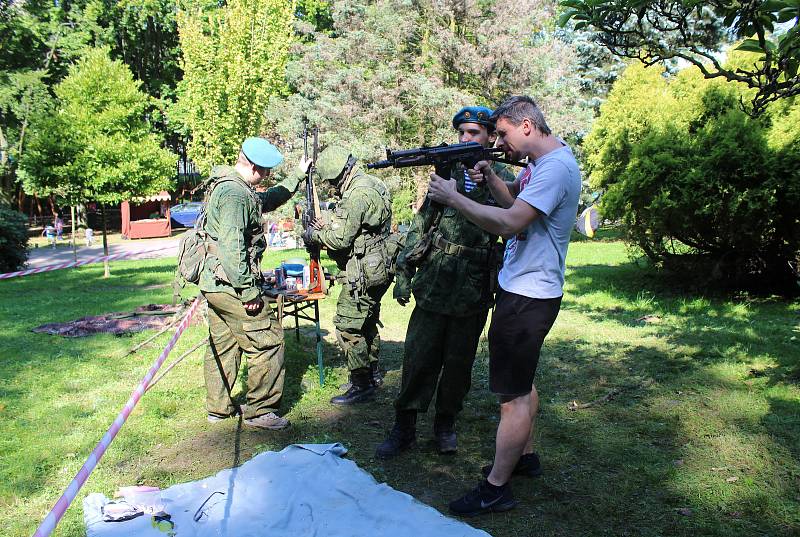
[311,189,369,251]
[393,197,430,300]
[216,190,260,302]
[256,172,303,212]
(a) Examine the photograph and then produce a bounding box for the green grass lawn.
[1,237,798,536]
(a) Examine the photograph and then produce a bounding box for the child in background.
[43,225,56,248]
[84,227,94,247]
[54,214,64,240]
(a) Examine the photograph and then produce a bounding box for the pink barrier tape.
[32,297,202,537]
[0,246,173,280]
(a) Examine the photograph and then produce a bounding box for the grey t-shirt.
[498,144,581,299]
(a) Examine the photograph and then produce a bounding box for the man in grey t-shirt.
[427,95,580,516]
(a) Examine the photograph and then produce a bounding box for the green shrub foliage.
[0,208,29,272]
[585,61,800,293]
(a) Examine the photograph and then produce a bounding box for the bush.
[585,62,800,294]
[0,208,29,272]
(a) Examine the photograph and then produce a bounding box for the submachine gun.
[367,141,525,266]
[302,120,326,294]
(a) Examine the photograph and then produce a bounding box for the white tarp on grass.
[84,443,491,537]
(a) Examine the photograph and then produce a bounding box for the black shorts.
[488,289,562,396]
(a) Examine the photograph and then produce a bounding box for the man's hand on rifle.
[467,160,493,185]
[299,156,313,175]
[243,296,264,314]
[311,217,326,230]
[427,172,459,206]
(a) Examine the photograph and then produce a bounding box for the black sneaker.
[481,452,542,478]
[376,424,416,459]
[449,480,517,517]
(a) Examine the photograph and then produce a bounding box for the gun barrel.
[366,159,393,170]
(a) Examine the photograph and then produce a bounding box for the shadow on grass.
[565,262,799,381]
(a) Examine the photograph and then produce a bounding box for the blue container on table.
[281,262,305,278]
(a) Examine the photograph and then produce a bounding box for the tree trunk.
[101,203,110,278]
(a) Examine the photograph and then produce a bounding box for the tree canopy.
[584,57,799,292]
[172,0,296,174]
[264,0,596,220]
[18,48,176,206]
[559,0,800,115]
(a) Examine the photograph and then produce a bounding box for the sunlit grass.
[1,235,798,536]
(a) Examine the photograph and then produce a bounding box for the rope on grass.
[0,246,173,280]
[145,338,207,393]
[118,311,185,359]
[31,296,202,537]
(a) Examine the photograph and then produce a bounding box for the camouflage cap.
[452,106,494,130]
[316,145,354,184]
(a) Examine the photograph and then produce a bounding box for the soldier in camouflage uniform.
[304,146,394,406]
[201,137,309,430]
[376,107,516,458]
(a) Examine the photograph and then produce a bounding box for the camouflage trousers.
[203,292,285,419]
[333,282,391,372]
[394,306,489,418]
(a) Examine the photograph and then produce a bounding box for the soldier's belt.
[431,234,490,262]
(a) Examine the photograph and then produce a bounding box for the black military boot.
[376,410,417,459]
[434,414,457,455]
[370,361,384,387]
[330,368,376,405]
[338,362,383,390]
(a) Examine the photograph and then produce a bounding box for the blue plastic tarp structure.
[84,443,491,537]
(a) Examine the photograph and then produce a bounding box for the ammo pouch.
[342,233,391,295]
[360,234,391,288]
[384,232,405,276]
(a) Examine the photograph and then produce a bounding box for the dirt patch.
[32,304,184,337]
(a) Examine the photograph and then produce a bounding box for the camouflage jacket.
[311,167,392,281]
[394,161,516,316]
[199,165,301,302]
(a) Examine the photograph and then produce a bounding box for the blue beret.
[242,137,283,168]
[452,106,494,129]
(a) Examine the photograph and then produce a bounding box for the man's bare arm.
[467,160,518,209]
[427,173,539,238]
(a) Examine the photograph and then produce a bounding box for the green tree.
[19,48,176,274]
[98,0,183,100]
[0,207,29,272]
[172,0,296,174]
[265,0,594,216]
[0,0,103,208]
[559,0,800,115]
[1,0,184,209]
[585,60,800,293]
